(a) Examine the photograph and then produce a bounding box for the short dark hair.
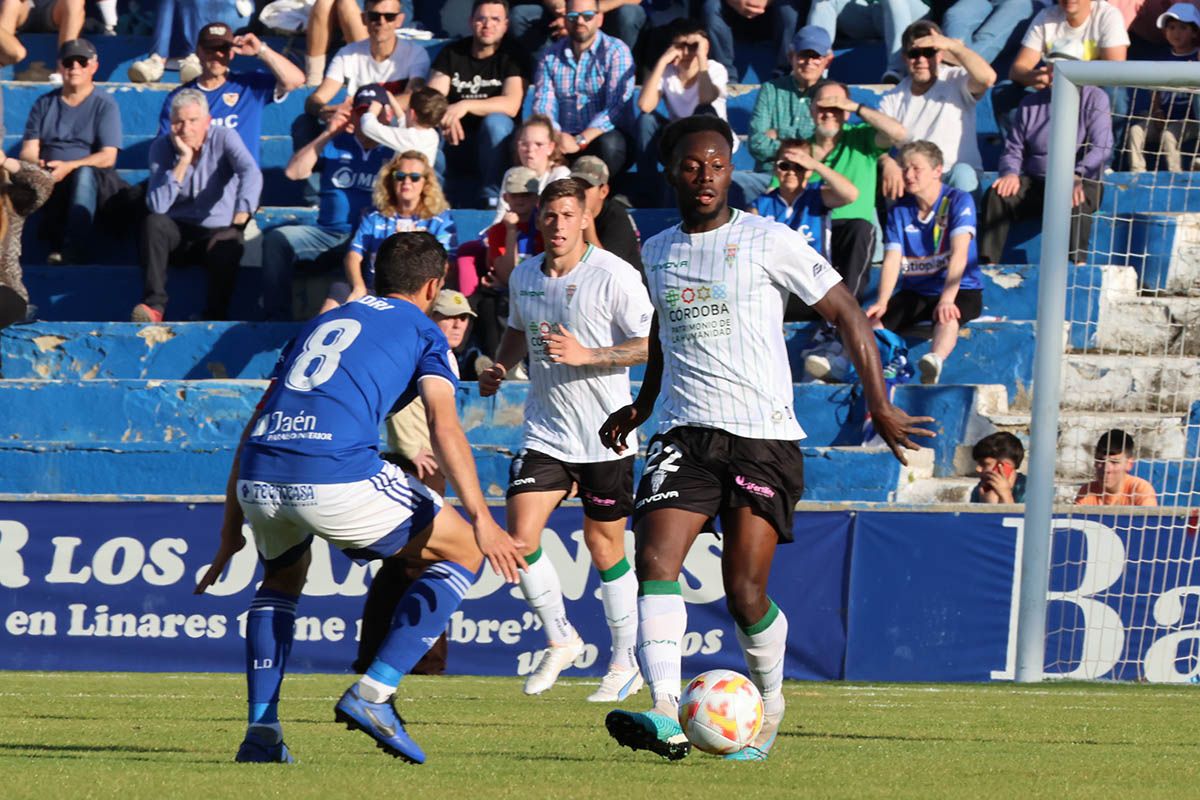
[410,86,448,128]
[658,113,734,169]
[774,138,809,159]
[374,231,447,296]
[902,19,941,50]
[472,0,509,13]
[973,432,1025,468]
[663,16,707,42]
[1096,429,1136,458]
[539,177,588,208]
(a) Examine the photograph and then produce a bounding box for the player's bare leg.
[605,508,706,759]
[719,507,786,761]
[583,517,642,702]
[238,549,312,764]
[507,490,584,694]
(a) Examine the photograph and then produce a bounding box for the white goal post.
[1015,61,1200,683]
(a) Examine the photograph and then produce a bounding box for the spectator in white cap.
[569,155,641,272]
[489,166,544,285]
[1125,2,1200,172]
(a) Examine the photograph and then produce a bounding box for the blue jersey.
[160,72,280,161]
[884,184,981,296]
[240,296,459,484]
[350,210,457,289]
[318,135,393,234]
[752,186,830,260]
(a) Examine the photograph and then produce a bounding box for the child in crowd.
[750,139,857,262]
[866,140,982,385]
[321,150,455,312]
[1126,3,1200,173]
[356,84,446,167]
[1075,429,1159,506]
[487,167,544,286]
[970,432,1027,504]
[492,115,570,224]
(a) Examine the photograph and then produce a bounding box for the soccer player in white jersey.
[480,178,655,701]
[600,116,935,761]
[195,232,525,765]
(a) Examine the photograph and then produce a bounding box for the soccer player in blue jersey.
[158,23,304,162]
[865,140,982,385]
[599,115,934,762]
[195,231,525,765]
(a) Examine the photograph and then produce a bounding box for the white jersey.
[507,245,654,462]
[641,209,839,440]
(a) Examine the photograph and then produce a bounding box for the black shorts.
[506,448,634,522]
[880,288,983,331]
[632,427,805,542]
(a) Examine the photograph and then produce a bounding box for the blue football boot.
[334,685,426,764]
[234,725,296,764]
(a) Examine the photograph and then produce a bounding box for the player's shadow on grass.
[0,743,188,754]
[782,731,1119,746]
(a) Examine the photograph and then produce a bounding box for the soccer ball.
[677,669,764,755]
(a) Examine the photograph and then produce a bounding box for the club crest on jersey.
[565,284,577,305]
[222,92,240,107]
[724,244,738,265]
[650,469,667,493]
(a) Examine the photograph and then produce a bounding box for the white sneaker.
[918,353,944,385]
[178,53,202,84]
[587,666,644,703]
[523,635,584,695]
[48,71,63,85]
[805,351,849,382]
[128,53,165,83]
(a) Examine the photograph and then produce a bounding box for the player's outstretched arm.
[421,377,528,583]
[478,326,529,397]
[195,413,257,594]
[599,315,661,454]
[811,284,936,465]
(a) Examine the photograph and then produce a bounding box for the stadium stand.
[1,17,1196,511]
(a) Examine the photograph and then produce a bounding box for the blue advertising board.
[3,503,1198,683]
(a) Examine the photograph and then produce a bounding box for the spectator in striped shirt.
[531,0,637,180]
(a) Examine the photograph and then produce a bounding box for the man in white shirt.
[479,178,654,704]
[878,20,996,196]
[599,115,933,762]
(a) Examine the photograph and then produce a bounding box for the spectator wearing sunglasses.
[20,38,123,265]
[0,0,85,76]
[304,0,415,86]
[158,22,304,163]
[734,25,831,207]
[260,84,394,321]
[877,21,995,198]
[531,0,637,181]
[702,0,803,82]
[511,0,646,55]
[635,18,735,206]
[322,150,455,312]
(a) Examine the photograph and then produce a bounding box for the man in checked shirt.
[530,0,636,181]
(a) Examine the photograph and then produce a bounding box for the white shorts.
[238,460,442,565]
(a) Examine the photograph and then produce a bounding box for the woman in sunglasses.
[321,150,456,312]
[635,18,736,206]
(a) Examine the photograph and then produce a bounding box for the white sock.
[736,602,788,732]
[305,54,326,86]
[636,585,686,713]
[97,0,117,27]
[599,558,638,671]
[519,548,576,645]
[356,674,393,703]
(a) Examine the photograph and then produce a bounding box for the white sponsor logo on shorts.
[243,483,317,505]
[512,477,536,486]
[636,490,679,509]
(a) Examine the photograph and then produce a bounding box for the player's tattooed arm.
[544,326,648,368]
[585,336,649,368]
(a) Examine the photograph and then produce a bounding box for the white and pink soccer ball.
[677,669,764,755]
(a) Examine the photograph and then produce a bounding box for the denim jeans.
[65,165,99,251]
[510,3,646,55]
[940,0,1032,63]
[260,224,352,320]
[152,0,250,58]
[703,0,801,82]
[807,0,929,75]
[444,112,516,209]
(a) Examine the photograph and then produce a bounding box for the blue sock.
[245,587,298,725]
[365,561,474,688]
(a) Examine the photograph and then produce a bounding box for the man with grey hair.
[132,88,262,323]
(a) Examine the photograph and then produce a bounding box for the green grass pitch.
[1,672,1198,799]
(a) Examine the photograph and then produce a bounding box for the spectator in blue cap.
[702,0,804,82]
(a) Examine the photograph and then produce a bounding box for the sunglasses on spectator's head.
[775,160,808,174]
[565,11,597,22]
[906,47,937,60]
[366,10,400,22]
[394,171,424,183]
[61,56,90,68]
